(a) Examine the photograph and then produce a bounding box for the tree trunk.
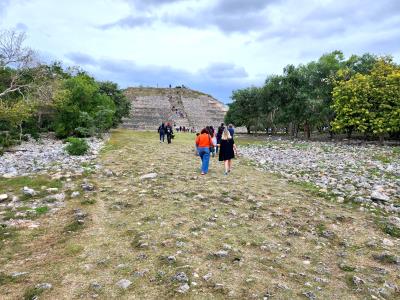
[19,123,23,141]
[246,126,251,134]
[379,134,384,145]
[304,121,311,139]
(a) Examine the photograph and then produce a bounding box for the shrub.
[65,137,89,156]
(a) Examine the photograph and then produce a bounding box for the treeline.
[225,50,400,141]
[0,30,130,151]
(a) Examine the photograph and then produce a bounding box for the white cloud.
[0,0,399,103]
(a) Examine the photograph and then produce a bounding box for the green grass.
[0,272,16,286]
[64,220,84,232]
[372,154,392,164]
[23,286,46,300]
[0,176,62,195]
[65,243,84,255]
[35,206,49,215]
[81,199,96,205]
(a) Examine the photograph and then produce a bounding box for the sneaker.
[224,171,228,176]
[201,172,205,175]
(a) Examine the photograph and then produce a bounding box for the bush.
[64,137,89,156]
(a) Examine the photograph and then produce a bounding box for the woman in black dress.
[218,128,237,175]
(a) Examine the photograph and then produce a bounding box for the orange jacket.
[196,133,212,147]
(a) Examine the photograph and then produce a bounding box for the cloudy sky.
[0,0,399,103]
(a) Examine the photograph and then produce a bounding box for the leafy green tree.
[225,87,261,133]
[53,74,115,137]
[332,59,400,142]
[98,81,131,126]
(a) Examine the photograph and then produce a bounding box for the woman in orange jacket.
[195,128,214,175]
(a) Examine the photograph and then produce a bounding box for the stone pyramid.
[121,87,228,130]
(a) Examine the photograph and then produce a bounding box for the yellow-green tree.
[331,59,400,141]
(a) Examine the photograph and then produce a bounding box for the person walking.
[218,128,237,175]
[216,123,225,154]
[228,124,235,139]
[165,122,174,144]
[158,123,165,143]
[195,128,214,175]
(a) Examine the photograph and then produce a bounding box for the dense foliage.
[0,30,131,152]
[64,137,89,156]
[225,51,399,141]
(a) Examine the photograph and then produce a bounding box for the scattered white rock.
[0,194,8,201]
[116,279,132,289]
[140,173,158,180]
[22,187,36,196]
[11,271,29,277]
[371,191,391,202]
[177,283,190,293]
[36,283,52,290]
[0,135,107,177]
[382,238,394,247]
[71,191,81,198]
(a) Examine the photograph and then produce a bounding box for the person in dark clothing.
[165,123,174,144]
[216,123,225,154]
[228,124,234,138]
[218,128,237,175]
[158,123,165,143]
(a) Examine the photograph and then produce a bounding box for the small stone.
[0,194,8,201]
[172,272,189,283]
[116,279,132,289]
[352,276,364,286]
[203,273,212,281]
[177,283,190,294]
[11,271,28,277]
[46,188,59,193]
[302,291,316,299]
[213,250,228,258]
[337,196,344,203]
[382,239,394,247]
[44,193,65,202]
[194,194,206,201]
[167,256,176,264]
[71,191,80,198]
[90,281,102,290]
[35,283,52,290]
[81,183,95,191]
[104,169,114,177]
[22,187,36,196]
[140,173,158,180]
[371,191,390,202]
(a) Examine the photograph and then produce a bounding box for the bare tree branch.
[0,29,38,99]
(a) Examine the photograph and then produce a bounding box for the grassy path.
[1,130,399,299]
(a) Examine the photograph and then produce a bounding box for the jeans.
[167,134,172,144]
[160,133,165,142]
[197,147,210,173]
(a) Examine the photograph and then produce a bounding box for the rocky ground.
[0,134,106,178]
[0,131,399,299]
[240,138,400,214]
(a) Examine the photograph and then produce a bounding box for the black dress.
[219,139,235,161]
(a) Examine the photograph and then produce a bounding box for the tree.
[225,87,261,133]
[98,81,131,126]
[53,74,116,137]
[0,30,37,99]
[0,100,32,141]
[331,58,400,142]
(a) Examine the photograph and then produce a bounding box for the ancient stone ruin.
[121,87,228,130]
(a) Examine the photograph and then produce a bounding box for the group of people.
[157,123,174,144]
[157,122,238,175]
[195,123,237,175]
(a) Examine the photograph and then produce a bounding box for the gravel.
[0,135,107,177]
[240,139,400,212]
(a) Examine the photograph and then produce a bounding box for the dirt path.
[1,130,399,299]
